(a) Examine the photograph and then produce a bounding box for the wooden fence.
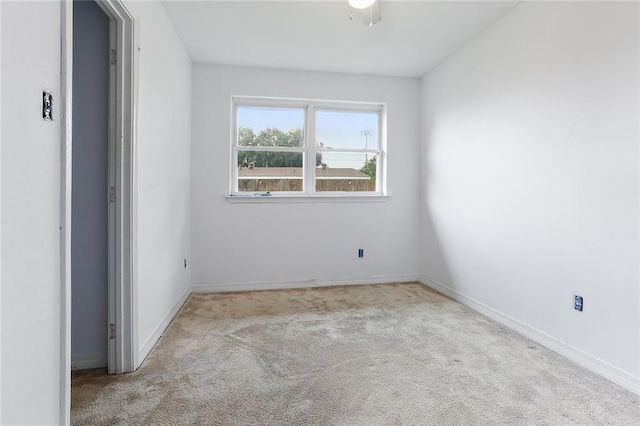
[238,179,376,192]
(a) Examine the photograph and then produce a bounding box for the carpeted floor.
[71,283,639,425]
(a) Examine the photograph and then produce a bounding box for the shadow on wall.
[419,170,453,288]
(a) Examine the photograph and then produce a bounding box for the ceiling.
[161,0,521,78]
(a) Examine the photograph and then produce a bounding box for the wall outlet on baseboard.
[574,295,583,311]
[184,258,187,269]
[358,248,364,258]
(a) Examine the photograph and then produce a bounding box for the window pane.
[237,151,304,192]
[237,106,304,148]
[316,152,377,192]
[316,110,378,150]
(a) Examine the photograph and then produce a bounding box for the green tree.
[238,127,321,167]
[360,157,377,179]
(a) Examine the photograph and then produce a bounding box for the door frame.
[60,0,138,423]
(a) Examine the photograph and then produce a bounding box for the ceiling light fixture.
[348,0,376,9]
[349,0,381,27]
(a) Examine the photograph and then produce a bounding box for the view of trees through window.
[237,127,322,168]
[233,101,382,194]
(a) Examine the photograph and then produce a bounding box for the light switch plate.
[42,90,53,121]
[574,295,583,312]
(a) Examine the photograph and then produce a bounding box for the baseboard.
[71,352,107,371]
[418,275,640,396]
[137,288,191,367]
[192,274,420,293]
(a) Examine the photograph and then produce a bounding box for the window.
[231,97,384,197]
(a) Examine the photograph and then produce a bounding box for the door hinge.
[110,49,117,65]
[109,186,116,203]
[109,323,116,340]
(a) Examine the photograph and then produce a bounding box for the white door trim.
[98,0,138,375]
[59,3,73,424]
[60,0,138,423]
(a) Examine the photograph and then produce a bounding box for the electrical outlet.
[574,295,583,311]
[184,259,187,269]
[358,248,364,258]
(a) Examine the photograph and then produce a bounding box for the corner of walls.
[418,76,427,280]
[634,0,640,393]
[417,74,452,286]
[0,0,3,419]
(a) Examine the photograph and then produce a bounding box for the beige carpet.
[72,283,639,425]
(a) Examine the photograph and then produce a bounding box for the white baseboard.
[71,352,107,371]
[192,274,420,293]
[418,275,640,396]
[137,288,191,367]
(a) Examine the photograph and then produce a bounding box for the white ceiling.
[161,0,520,78]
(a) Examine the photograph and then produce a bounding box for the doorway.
[70,0,111,373]
[62,0,137,421]
[61,2,137,421]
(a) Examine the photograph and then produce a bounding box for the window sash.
[231,97,384,196]
[312,151,380,194]
[236,146,306,153]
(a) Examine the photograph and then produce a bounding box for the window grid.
[231,97,384,196]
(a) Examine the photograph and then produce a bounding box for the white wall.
[192,65,421,290]
[420,1,639,391]
[123,1,192,363]
[1,1,63,423]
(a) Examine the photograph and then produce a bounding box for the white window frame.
[230,96,386,198]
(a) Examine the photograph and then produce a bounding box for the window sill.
[225,194,391,204]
